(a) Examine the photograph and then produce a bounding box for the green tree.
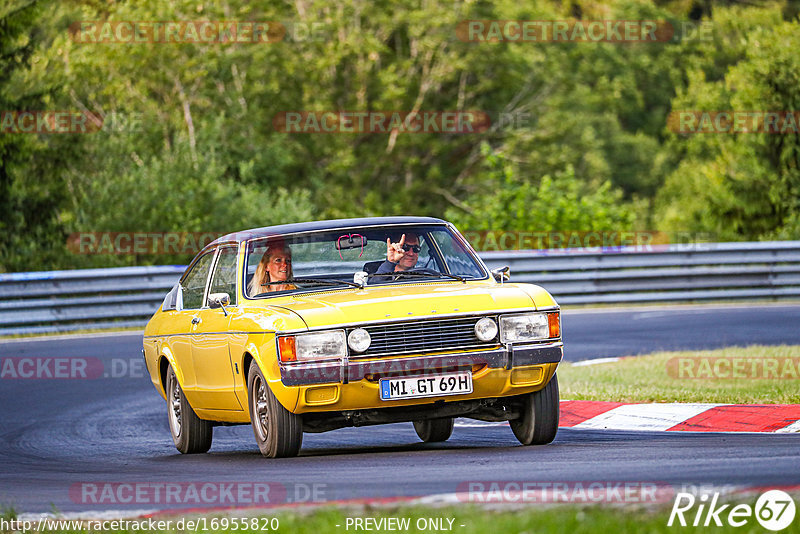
[0,1,82,272]
[4,0,800,271]
[64,130,315,267]
[445,143,635,242]
[655,14,800,240]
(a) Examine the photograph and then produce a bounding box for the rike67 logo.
[668,489,796,531]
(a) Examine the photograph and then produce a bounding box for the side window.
[181,251,215,309]
[415,235,438,270]
[208,246,238,305]
[430,230,484,278]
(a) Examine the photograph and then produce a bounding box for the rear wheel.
[510,374,559,445]
[166,365,213,454]
[247,360,303,458]
[413,417,454,442]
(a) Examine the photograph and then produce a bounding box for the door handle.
[191,316,202,325]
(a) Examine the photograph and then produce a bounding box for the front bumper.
[281,342,562,386]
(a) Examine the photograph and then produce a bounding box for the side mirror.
[353,271,368,288]
[491,266,510,283]
[162,284,183,311]
[208,292,231,316]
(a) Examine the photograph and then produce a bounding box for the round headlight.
[347,328,371,353]
[474,317,498,342]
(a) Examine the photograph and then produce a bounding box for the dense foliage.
[1,0,798,270]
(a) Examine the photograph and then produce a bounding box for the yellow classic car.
[143,217,562,457]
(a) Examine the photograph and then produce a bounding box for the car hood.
[279,281,556,328]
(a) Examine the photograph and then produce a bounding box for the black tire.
[247,360,303,458]
[166,365,213,454]
[413,417,454,442]
[510,374,559,445]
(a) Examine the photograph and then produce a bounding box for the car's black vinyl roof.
[210,216,447,245]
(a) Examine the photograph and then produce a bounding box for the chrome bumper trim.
[280,342,563,386]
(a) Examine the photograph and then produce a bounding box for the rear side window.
[208,246,238,305]
[181,251,215,309]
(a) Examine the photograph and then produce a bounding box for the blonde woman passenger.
[248,243,296,296]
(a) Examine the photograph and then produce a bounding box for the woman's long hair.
[248,242,293,296]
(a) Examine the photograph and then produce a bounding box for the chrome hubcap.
[169,374,182,438]
[252,375,270,441]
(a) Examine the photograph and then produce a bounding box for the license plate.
[379,372,473,401]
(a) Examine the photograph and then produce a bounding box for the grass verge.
[559,344,800,404]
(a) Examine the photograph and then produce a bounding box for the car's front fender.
[234,333,301,413]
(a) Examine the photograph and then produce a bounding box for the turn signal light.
[278,336,297,362]
[547,312,561,339]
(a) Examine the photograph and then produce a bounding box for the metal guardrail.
[480,241,800,305]
[1,241,799,336]
[0,266,185,336]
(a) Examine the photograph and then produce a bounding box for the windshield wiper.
[368,270,466,283]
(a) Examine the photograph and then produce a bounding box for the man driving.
[375,232,420,273]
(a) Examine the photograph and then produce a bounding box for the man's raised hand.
[386,234,406,263]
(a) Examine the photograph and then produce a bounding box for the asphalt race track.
[563,304,800,360]
[1,304,799,514]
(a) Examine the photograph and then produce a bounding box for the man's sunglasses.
[402,244,421,253]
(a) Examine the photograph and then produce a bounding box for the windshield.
[244,224,487,298]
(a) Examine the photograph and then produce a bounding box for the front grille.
[351,316,497,358]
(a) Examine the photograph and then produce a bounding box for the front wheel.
[510,374,559,445]
[166,365,213,454]
[413,417,454,442]
[247,360,303,458]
